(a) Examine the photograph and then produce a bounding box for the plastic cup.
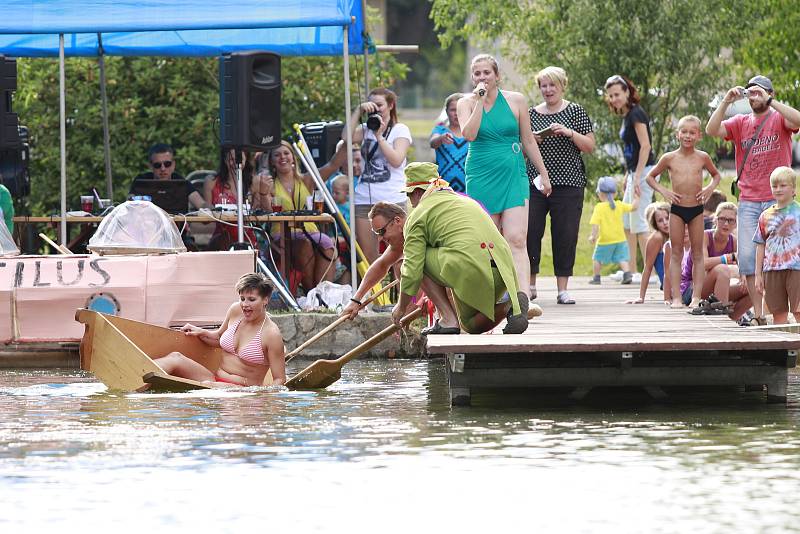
[272,196,283,213]
[80,195,94,213]
[99,198,112,209]
[313,190,325,213]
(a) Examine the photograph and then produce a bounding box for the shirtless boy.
[645,115,721,308]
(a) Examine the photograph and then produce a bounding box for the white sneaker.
[632,272,642,284]
[609,270,624,281]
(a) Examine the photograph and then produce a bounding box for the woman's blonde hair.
[535,66,568,92]
[715,201,738,218]
[268,140,303,182]
[646,201,670,238]
[470,53,499,76]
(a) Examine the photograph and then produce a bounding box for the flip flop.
[420,321,460,335]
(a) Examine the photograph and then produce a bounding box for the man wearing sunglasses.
[129,143,207,211]
[342,163,530,334]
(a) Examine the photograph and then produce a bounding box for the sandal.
[420,321,460,335]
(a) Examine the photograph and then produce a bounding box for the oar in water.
[285,279,399,363]
[39,233,72,255]
[286,305,425,390]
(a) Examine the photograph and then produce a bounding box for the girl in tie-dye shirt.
[754,167,800,324]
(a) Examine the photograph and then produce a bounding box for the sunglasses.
[605,74,628,89]
[152,160,174,169]
[372,218,394,236]
[717,216,736,225]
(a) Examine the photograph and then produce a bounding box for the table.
[12,213,335,284]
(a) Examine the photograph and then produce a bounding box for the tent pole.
[343,25,357,288]
[59,34,67,246]
[98,34,113,199]
[361,0,369,95]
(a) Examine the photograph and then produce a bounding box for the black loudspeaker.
[301,121,345,168]
[0,55,21,150]
[0,126,30,198]
[219,52,281,150]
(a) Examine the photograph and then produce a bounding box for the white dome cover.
[88,200,186,254]
[0,217,20,256]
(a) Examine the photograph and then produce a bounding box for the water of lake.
[1,360,799,533]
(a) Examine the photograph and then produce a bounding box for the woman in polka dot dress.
[526,66,595,304]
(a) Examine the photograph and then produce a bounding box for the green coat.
[400,190,520,319]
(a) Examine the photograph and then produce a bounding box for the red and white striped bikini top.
[219,315,267,365]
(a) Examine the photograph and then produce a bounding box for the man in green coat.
[391,162,529,334]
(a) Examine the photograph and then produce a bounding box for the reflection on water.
[1,362,800,532]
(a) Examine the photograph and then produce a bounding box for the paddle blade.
[285,359,342,390]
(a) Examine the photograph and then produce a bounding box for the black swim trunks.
[670,204,703,224]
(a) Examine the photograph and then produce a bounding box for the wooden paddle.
[284,279,399,363]
[39,232,72,255]
[285,305,424,390]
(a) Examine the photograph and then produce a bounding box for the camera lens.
[366,113,381,131]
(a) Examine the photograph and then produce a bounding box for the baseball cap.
[745,75,774,93]
[596,176,617,195]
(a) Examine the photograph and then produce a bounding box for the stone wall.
[273,312,427,359]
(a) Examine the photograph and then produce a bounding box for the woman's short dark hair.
[236,272,273,298]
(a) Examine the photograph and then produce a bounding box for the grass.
[536,173,737,276]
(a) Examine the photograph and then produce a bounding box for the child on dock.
[645,115,722,308]
[626,201,672,303]
[589,176,639,284]
[754,167,800,325]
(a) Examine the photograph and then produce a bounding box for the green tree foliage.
[14,52,406,214]
[734,0,800,108]
[431,0,739,182]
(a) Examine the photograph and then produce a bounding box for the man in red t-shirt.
[706,75,800,321]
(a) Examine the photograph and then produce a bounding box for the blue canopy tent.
[0,0,365,282]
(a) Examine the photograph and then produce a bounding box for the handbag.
[731,111,772,199]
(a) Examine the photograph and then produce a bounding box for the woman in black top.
[604,74,656,276]
[527,66,595,304]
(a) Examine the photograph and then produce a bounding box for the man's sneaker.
[503,291,529,334]
[609,270,624,281]
[632,272,642,284]
[588,275,601,285]
[621,271,633,285]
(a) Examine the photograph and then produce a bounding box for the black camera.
[366,113,381,132]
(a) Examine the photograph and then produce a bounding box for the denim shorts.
[622,166,655,234]
[738,199,775,276]
[593,241,630,264]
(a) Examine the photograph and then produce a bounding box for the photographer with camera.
[343,87,412,263]
[706,75,800,323]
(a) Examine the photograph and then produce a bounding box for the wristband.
[350,297,362,305]
[721,255,727,265]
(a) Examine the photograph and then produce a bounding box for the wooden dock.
[425,276,800,405]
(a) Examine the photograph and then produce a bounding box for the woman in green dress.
[457,53,551,298]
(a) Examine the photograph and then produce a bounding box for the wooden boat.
[75,309,273,392]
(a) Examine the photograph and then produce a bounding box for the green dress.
[465,91,529,214]
[0,184,13,233]
[400,190,520,333]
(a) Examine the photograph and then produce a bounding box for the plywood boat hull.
[75,309,272,392]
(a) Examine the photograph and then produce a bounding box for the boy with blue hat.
[589,176,639,285]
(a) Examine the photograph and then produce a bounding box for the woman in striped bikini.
[155,273,286,386]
